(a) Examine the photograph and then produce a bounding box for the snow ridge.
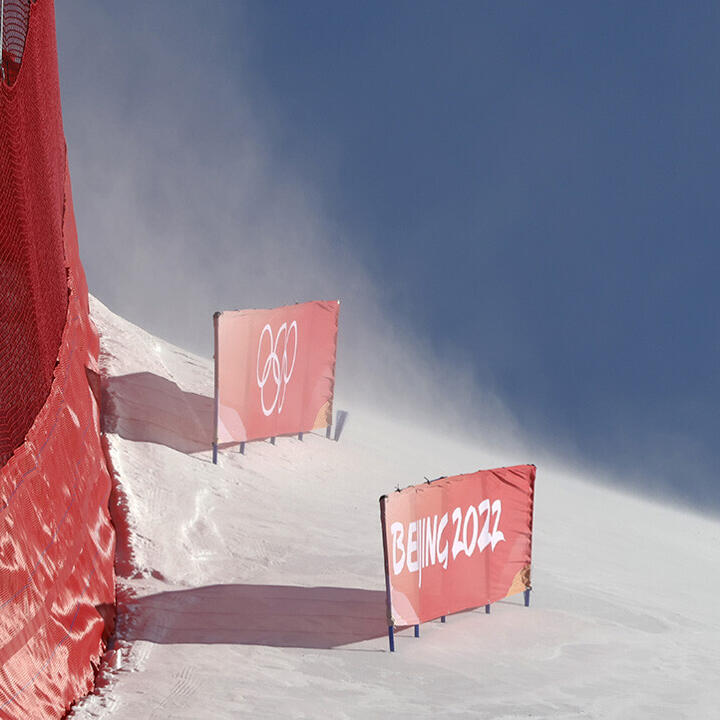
[71,297,720,720]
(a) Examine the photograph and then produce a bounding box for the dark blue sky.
[58,2,719,509]
[243,1,720,496]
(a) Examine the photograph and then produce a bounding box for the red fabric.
[1,2,32,86]
[380,465,535,626]
[0,0,68,466]
[215,300,340,443]
[0,2,116,718]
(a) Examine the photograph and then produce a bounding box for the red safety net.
[0,1,116,718]
[1,1,32,87]
[1,0,67,466]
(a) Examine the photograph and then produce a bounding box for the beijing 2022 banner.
[380,465,535,627]
[214,300,340,444]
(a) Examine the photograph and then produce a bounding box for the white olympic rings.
[256,321,298,417]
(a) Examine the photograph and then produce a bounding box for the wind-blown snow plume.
[56,3,523,459]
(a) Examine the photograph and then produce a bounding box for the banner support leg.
[212,312,220,467]
[485,604,490,614]
[298,432,303,441]
[326,424,331,439]
[380,497,395,655]
[239,442,245,455]
[414,624,420,638]
[440,616,446,623]
[524,589,531,607]
[270,437,276,445]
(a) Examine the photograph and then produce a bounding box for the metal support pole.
[380,496,395,654]
[298,432,303,441]
[239,442,245,455]
[326,424,331,439]
[485,604,491,614]
[212,313,220,465]
[270,436,276,445]
[524,589,531,607]
[414,624,420,638]
[440,616,446,623]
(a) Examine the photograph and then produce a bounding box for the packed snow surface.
[71,298,720,719]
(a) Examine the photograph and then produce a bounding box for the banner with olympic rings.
[213,300,340,444]
[380,465,535,627]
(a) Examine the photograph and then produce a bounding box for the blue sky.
[57,2,719,509]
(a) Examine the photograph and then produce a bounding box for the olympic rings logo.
[256,321,298,417]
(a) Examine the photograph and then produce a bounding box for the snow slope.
[71,298,720,719]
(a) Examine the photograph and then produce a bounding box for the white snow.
[70,297,720,720]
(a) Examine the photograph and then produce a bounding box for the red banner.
[380,465,535,627]
[214,301,340,444]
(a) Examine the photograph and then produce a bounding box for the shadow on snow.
[124,584,388,650]
[102,371,214,454]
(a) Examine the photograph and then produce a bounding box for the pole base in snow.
[485,604,491,614]
[524,589,531,607]
[414,624,420,638]
[388,626,395,652]
[440,616,446,623]
[212,443,218,465]
[239,442,245,455]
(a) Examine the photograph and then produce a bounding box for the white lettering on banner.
[390,500,506,586]
[490,499,505,550]
[391,522,405,574]
[437,513,449,569]
[478,499,491,552]
[256,321,298,417]
[407,522,419,573]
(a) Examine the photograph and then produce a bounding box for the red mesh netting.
[1,0,67,467]
[1,2,32,91]
[0,1,116,717]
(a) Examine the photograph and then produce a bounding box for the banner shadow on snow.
[124,584,388,649]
